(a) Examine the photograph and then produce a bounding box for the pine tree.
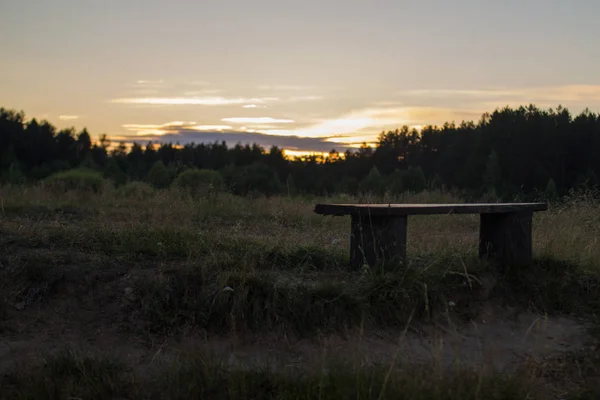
[483,150,501,192]
[286,173,297,196]
[359,166,385,196]
[544,178,558,200]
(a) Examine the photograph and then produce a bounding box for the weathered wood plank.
[314,203,548,217]
[350,215,407,268]
[479,211,533,269]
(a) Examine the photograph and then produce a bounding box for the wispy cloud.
[255,106,481,138]
[243,104,267,109]
[131,80,167,92]
[325,135,382,145]
[189,80,211,86]
[222,117,295,124]
[131,89,161,95]
[238,125,280,131]
[123,121,196,129]
[117,123,350,152]
[110,95,323,106]
[122,121,242,136]
[390,106,482,124]
[184,89,222,95]
[58,115,79,121]
[190,125,233,131]
[122,121,197,136]
[256,107,407,138]
[404,89,517,98]
[257,84,317,91]
[110,96,279,106]
[136,79,164,85]
[403,85,600,104]
[115,103,486,152]
[288,95,323,102]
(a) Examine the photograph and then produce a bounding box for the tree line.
[1,104,599,200]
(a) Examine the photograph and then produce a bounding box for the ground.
[0,184,599,399]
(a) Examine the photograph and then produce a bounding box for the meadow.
[0,182,599,399]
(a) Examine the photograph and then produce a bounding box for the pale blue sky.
[2,0,599,153]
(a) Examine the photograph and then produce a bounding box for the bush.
[336,176,359,195]
[104,158,127,186]
[118,181,155,199]
[146,160,171,189]
[221,163,282,196]
[359,166,385,196]
[172,168,224,195]
[44,168,105,193]
[386,170,405,195]
[403,166,427,192]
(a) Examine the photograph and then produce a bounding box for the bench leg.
[479,211,533,269]
[350,215,407,268]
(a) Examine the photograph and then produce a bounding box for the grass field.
[1,183,599,399]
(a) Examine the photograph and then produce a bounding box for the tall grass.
[0,348,546,400]
[1,183,598,266]
[0,184,599,398]
[1,184,599,329]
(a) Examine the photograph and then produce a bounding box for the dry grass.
[0,184,599,398]
[0,348,542,400]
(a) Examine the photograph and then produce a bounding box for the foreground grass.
[1,185,599,335]
[0,348,547,400]
[1,185,599,398]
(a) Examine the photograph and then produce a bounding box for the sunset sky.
[2,0,600,154]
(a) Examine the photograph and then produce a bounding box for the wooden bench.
[314,203,548,269]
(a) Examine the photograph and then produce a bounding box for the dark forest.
[1,104,599,200]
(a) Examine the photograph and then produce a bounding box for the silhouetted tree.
[1,104,600,199]
[359,166,385,196]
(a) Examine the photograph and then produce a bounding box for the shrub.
[172,168,224,195]
[358,166,385,196]
[386,169,405,195]
[2,162,25,184]
[146,160,171,189]
[403,166,427,192]
[44,168,104,193]
[336,176,359,195]
[118,181,155,199]
[221,163,283,196]
[104,158,127,186]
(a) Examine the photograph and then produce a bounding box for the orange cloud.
[222,117,295,124]
[254,106,478,138]
[122,121,197,136]
[190,125,232,131]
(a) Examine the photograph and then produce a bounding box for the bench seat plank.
[314,203,548,216]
